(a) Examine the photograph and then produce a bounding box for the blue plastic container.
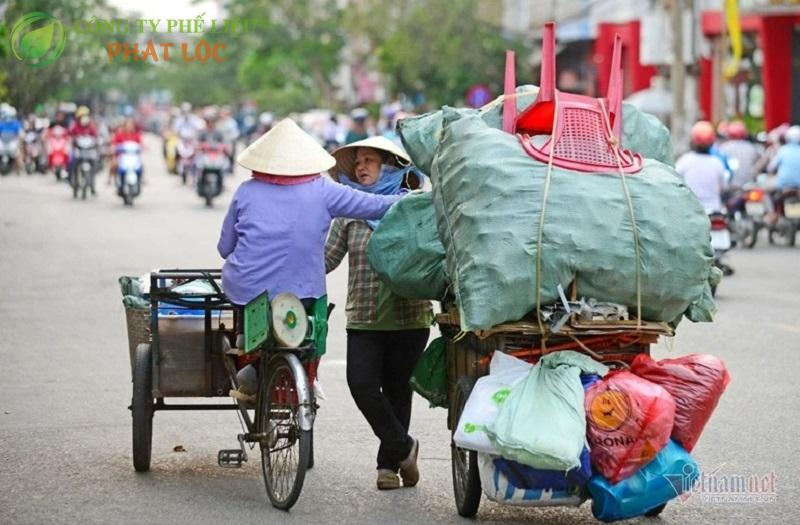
[588,440,699,522]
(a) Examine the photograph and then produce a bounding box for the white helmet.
[180,101,192,114]
[259,111,274,126]
[785,125,800,145]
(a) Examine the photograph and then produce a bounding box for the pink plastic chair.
[510,23,643,174]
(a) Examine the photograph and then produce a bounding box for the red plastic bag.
[631,353,730,452]
[585,371,675,484]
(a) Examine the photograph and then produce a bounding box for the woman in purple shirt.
[217,118,400,306]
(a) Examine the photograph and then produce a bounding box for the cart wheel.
[132,343,154,472]
[258,354,311,510]
[645,503,667,517]
[450,375,481,518]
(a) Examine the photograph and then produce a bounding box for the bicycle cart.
[437,305,674,518]
[123,269,329,510]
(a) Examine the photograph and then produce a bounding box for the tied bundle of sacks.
[367,83,719,330]
[453,350,729,520]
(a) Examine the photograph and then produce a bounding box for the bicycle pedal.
[218,449,246,468]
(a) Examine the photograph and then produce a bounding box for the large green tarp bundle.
[398,86,673,176]
[429,109,715,331]
[367,191,448,300]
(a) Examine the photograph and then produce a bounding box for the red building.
[594,20,658,97]
[699,8,800,131]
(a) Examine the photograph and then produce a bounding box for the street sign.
[466,84,493,108]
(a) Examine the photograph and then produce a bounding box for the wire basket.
[124,306,151,370]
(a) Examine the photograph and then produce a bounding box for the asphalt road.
[1,136,798,524]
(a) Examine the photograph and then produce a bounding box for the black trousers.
[346,328,429,471]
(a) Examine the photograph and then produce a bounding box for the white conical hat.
[236,118,335,176]
[331,136,411,181]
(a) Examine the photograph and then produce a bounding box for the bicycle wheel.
[257,353,311,510]
[450,375,481,517]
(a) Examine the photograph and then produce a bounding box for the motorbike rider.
[215,105,240,166]
[249,111,274,145]
[766,125,800,223]
[0,104,23,173]
[676,121,728,213]
[172,101,204,141]
[109,117,143,186]
[68,106,99,194]
[345,108,370,144]
[718,120,762,216]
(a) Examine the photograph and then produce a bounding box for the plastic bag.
[631,353,730,452]
[588,440,699,522]
[478,453,585,507]
[409,337,448,408]
[367,191,448,300]
[488,351,608,471]
[494,447,592,491]
[453,352,532,454]
[585,370,676,484]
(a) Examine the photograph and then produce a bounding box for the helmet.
[716,120,729,138]
[786,125,800,144]
[180,101,192,114]
[76,105,90,118]
[690,121,716,148]
[202,105,219,121]
[727,120,747,140]
[350,107,369,121]
[259,111,274,126]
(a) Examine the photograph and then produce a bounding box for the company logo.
[10,12,67,67]
[588,389,631,431]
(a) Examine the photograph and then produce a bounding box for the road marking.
[765,322,800,334]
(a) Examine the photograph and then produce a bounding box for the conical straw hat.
[236,118,335,176]
[332,136,411,181]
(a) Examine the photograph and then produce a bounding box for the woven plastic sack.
[585,370,676,484]
[630,353,730,452]
[478,453,585,507]
[398,85,673,176]
[409,337,448,408]
[588,440,699,522]
[454,352,532,454]
[367,191,448,300]
[487,351,608,471]
[429,109,715,331]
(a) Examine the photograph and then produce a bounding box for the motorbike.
[47,126,70,182]
[175,137,196,185]
[0,130,20,175]
[23,129,47,174]
[71,135,98,200]
[115,141,142,206]
[768,188,800,247]
[709,212,733,297]
[728,184,768,248]
[195,141,230,207]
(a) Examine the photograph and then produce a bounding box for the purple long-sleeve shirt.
[217,176,400,305]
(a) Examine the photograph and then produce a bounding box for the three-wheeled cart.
[437,306,674,518]
[123,269,327,510]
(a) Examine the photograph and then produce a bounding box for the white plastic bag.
[477,453,585,507]
[453,353,532,454]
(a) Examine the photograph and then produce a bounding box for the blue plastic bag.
[588,440,699,522]
[494,447,592,491]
